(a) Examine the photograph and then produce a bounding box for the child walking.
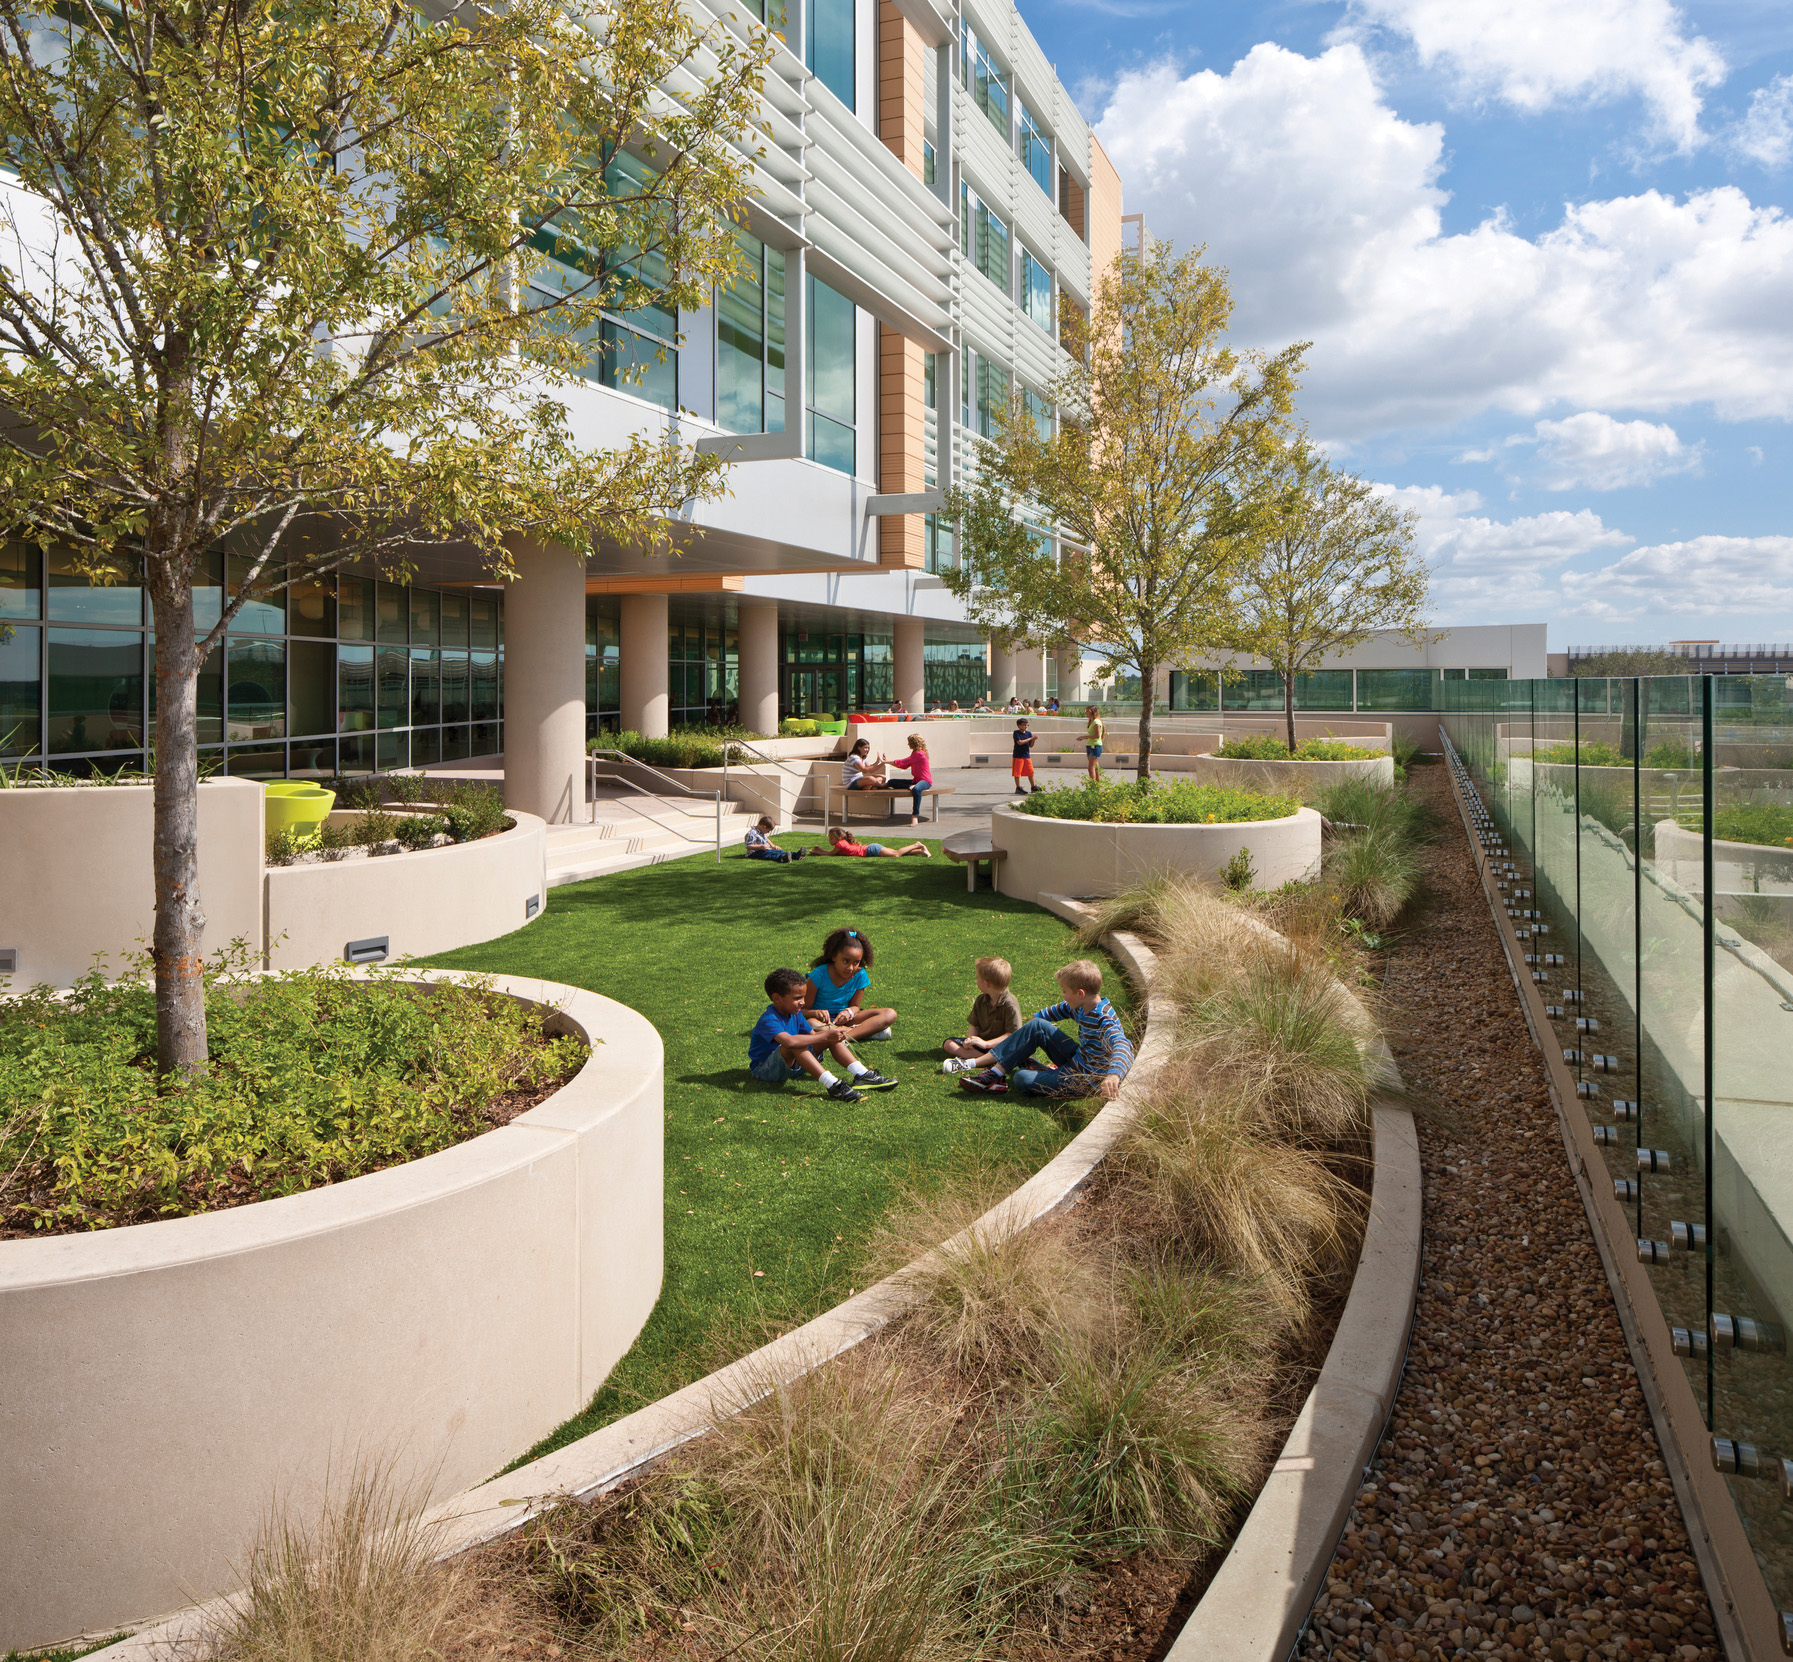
[744,815,808,863]
[1011,717,1037,795]
[750,968,896,1102]
[941,956,1023,1061]
[883,732,933,824]
[805,925,897,1043]
[954,959,1133,1099]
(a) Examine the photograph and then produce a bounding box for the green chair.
[264,782,336,841]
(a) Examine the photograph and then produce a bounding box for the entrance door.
[786,668,843,719]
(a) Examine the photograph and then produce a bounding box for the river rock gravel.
[1295,764,1722,1662]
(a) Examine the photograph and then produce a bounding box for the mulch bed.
[1295,764,1720,1662]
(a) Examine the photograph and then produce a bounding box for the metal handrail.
[721,737,830,823]
[585,749,722,864]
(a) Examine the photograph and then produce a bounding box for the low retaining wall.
[265,814,548,969]
[0,779,264,987]
[0,973,664,1654]
[994,803,1324,904]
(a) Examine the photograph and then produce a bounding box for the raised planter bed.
[993,801,1324,905]
[1184,750,1395,794]
[0,972,662,1655]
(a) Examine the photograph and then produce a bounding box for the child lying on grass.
[950,959,1132,1100]
[941,955,1022,1061]
[816,826,930,859]
[749,968,897,1103]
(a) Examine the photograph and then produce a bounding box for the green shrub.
[1533,740,1626,767]
[1645,737,1698,769]
[1015,778,1298,824]
[0,962,587,1233]
[316,820,355,861]
[592,726,763,771]
[351,807,401,847]
[393,813,448,850]
[1220,845,1256,891]
[265,825,309,866]
[1212,735,1381,762]
[1711,802,1793,850]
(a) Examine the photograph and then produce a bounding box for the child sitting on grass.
[750,968,897,1102]
[952,959,1133,1100]
[817,825,930,859]
[805,925,897,1043]
[745,815,809,863]
[941,955,1022,1061]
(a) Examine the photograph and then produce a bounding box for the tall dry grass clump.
[204,1461,458,1662]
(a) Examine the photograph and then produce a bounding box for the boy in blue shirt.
[955,959,1133,1099]
[749,968,898,1103]
[1011,717,1037,795]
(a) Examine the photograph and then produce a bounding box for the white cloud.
[1341,0,1725,150]
[1372,483,1793,627]
[1562,535,1793,620]
[1734,74,1793,170]
[1518,411,1703,490]
[1096,45,1793,440]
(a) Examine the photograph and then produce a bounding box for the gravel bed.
[1296,765,1722,1662]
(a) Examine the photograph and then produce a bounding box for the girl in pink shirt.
[884,733,933,825]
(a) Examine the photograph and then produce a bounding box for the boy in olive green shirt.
[941,956,1023,1063]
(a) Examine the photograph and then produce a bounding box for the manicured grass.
[417,833,1130,1463]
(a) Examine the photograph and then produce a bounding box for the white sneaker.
[941,1056,981,1074]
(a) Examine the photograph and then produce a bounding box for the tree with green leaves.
[941,241,1304,779]
[1220,437,1431,754]
[0,0,771,1072]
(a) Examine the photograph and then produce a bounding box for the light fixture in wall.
[345,936,390,964]
[0,948,16,976]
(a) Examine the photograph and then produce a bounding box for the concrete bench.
[825,783,955,825]
[942,828,1005,893]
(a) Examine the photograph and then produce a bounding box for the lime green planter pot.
[263,783,335,838]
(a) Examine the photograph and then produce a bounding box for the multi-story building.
[0,0,1124,825]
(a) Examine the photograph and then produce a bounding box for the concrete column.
[894,616,925,712]
[1056,648,1081,705]
[988,638,1017,704]
[738,599,780,737]
[502,538,588,825]
[619,592,670,738]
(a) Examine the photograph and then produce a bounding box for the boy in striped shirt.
[954,959,1133,1099]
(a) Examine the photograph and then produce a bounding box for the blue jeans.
[747,847,796,863]
[990,1016,1082,1096]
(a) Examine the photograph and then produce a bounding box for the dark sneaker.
[826,1079,864,1103]
[959,1070,1008,1094]
[854,1070,898,1090]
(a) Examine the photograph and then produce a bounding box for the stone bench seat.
[942,828,1005,892]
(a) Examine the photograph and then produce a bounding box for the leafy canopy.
[0,0,773,608]
[941,242,1304,709]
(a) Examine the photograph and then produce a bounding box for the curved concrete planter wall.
[1185,752,1395,795]
[0,778,265,987]
[265,812,548,970]
[0,973,663,1655]
[994,803,1324,905]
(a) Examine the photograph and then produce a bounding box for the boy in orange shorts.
[1011,716,1037,795]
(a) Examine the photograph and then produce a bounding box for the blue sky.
[1021,0,1793,647]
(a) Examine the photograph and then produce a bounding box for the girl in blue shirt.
[804,925,897,1043]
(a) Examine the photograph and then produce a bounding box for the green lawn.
[418,834,1130,1464]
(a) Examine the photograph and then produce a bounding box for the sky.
[1019,0,1793,649]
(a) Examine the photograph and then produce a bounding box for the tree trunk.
[148,572,210,1076]
[1137,657,1155,781]
[1284,672,1297,755]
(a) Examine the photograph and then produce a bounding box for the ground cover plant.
[1710,801,1793,849]
[0,962,585,1236]
[337,777,515,843]
[376,877,1383,1660]
[1016,777,1299,824]
[591,725,771,771]
[1213,735,1381,761]
[1533,740,1625,767]
[417,838,1125,1457]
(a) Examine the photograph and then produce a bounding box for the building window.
[1022,385,1052,438]
[961,184,1009,295]
[923,351,937,411]
[809,0,854,110]
[806,272,856,475]
[1020,249,1052,332]
[923,513,957,575]
[1018,104,1052,194]
[923,139,935,187]
[975,358,1009,438]
[718,229,786,435]
[960,23,1008,138]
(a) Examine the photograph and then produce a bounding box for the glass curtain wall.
[1441,675,1793,1615]
[0,543,502,776]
